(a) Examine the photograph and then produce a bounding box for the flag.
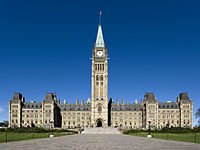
[100,10,102,16]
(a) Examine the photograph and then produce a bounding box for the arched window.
[98,106,102,112]
[95,64,97,70]
[100,75,103,81]
[96,75,99,81]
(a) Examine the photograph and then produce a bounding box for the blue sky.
[0,0,200,125]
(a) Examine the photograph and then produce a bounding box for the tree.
[3,120,9,127]
[195,108,200,126]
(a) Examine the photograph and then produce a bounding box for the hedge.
[0,127,78,134]
[123,127,200,134]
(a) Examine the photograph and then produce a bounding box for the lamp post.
[147,119,152,138]
[50,119,54,138]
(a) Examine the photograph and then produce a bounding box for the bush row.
[123,127,200,134]
[0,127,78,134]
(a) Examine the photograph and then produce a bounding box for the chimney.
[122,99,124,105]
[81,99,83,105]
[76,99,78,105]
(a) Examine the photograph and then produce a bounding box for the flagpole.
[99,10,102,26]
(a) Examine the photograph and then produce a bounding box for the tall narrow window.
[101,75,103,81]
[95,64,97,70]
[102,64,104,70]
[96,75,99,81]
[98,106,102,112]
[98,64,99,70]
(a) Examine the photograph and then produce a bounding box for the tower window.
[98,106,102,112]
[102,64,104,70]
[95,64,97,70]
[96,82,99,85]
[101,82,103,85]
[101,75,103,81]
[96,75,99,81]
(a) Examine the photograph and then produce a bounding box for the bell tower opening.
[97,120,102,127]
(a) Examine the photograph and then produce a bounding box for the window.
[100,75,103,81]
[12,105,18,108]
[96,75,99,81]
[12,114,17,117]
[95,64,97,70]
[46,114,50,118]
[98,106,102,112]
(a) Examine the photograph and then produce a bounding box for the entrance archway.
[97,120,102,127]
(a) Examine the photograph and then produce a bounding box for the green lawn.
[127,132,200,143]
[0,132,75,143]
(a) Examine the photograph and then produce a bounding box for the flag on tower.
[100,10,102,16]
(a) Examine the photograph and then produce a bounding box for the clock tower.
[91,23,109,127]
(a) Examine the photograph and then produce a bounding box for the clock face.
[97,51,103,57]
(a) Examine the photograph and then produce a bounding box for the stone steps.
[81,127,121,134]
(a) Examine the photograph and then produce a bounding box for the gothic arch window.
[96,75,99,81]
[98,106,102,112]
[100,75,103,81]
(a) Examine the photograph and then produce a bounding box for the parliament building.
[9,21,193,129]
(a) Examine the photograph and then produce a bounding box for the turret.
[122,99,124,105]
[117,99,119,105]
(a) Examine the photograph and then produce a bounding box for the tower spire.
[99,10,102,25]
[96,10,104,48]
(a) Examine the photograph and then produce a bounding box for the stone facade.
[9,23,193,129]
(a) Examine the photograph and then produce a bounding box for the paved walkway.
[81,127,120,134]
[0,134,199,150]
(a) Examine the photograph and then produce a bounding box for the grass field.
[127,132,200,143]
[0,132,75,143]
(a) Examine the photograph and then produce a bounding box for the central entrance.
[96,120,102,127]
